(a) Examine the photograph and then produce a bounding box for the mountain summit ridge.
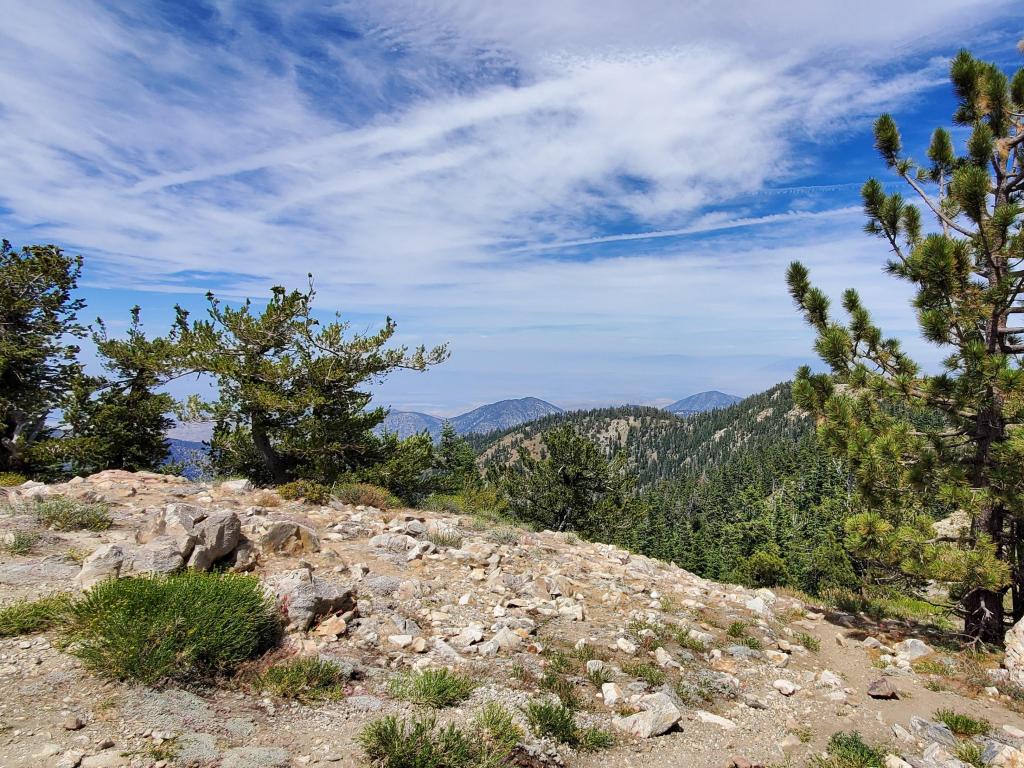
[380,396,563,440]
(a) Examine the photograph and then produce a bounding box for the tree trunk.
[250,415,287,484]
[964,588,1005,645]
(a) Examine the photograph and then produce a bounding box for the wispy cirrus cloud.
[0,1,1020,411]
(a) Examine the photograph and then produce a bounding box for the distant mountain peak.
[378,397,562,440]
[664,390,741,415]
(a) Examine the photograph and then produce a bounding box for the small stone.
[696,710,737,730]
[602,682,623,706]
[773,679,798,696]
[64,714,85,731]
[866,678,899,700]
[883,756,912,768]
[779,733,802,753]
[617,637,638,654]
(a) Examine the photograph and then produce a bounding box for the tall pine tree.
[788,49,1024,642]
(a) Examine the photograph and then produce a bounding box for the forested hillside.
[471,382,808,487]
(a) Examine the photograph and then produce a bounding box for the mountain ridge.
[379,396,563,440]
[664,390,741,414]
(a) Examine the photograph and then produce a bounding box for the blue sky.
[2,1,1023,416]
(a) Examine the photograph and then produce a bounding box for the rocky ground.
[1,470,1022,768]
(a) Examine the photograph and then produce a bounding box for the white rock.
[388,634,413,648]
[892,638,932,661]
[695,711,737,730]
[75,544,125,589]
[612,693,681,738]
[883,756,912,768]
[601,682,623,706]
[219,478,253,492]
[773,679,799,696]
[617,638,638,654]
[1006,617,1024,687]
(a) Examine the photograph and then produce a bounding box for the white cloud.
[0,0,1016,410]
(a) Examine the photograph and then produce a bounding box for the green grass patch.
[955,741,985,768]
[522,699,613,751]
[0,593,72,637]
[66,572,279,684]
[673,627,708,653]
[34,497,112,532]
[425,529,463,549]
[811,731,886,768]
[389,668,477,708]
[726,621,747,638]
[622,660,666,687]
[256,657,348,702]
[586,666,613,687]
[934,709,990,737]
[358,703,522,768]
[539,670,582,708]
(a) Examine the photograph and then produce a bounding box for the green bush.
[256,656,348,702]
[276,479,332,505]
[522,699,613,751]
[388,668,477,708]
[0,593,72,637]
[796,632,821,653]
[34,496,112,531]
[66,572,279,684]
[727,621,747,638]
[359,704,522,768]
[3,529,40,555]
[0,472,27,487]
[934,709,989,737]
[734,550,790,588]
[333,482,401,509]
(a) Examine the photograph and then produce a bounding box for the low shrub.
[796,632,821,653]
[811,731,886,768]
[359,703,523,768]
[388,668,477,708]
[522,699,613,751]
[934,709,990,737]
[955,741,985,768]
[0,593,73,637]
[425,528,463,549]
[66,572,279,684]
[3,529,40,555]
[622,660,666,687]
[256,656,348,702]
[34,497,112,531]
[727,621,747,638]
[0,472,27,487]
[333,482,401,509]
[586,666,613,687]
[276,480,332,505]
[539,670,582,709]
[733,550,791,588]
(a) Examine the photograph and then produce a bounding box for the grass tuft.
[34,497,112,531]
[796,632,821,653]
[66,572,279,684]
[256,657,348,702]
[933,709,990,737]
[522,699,613,751]
[622,660,666,687]
[811,731,886,768]
[426,529,463,549]
[0,472,27,487]
[727,621,747,638]
[359,703,523,768]
[333,482,401,509]
[0,593,73,637]
[389,668,477,708]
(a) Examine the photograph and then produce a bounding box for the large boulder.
[75,544,125,589]
[266,568,357,631]
[136,503,204,561]
[187,511,241,571]
[1006,616,1024,687]
[131,537,186,575]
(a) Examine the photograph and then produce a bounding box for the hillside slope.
[471,383,808,487]
[1,471,1019,768]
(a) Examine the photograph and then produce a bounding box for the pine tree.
[177,278,447,485]
[788,48,1024,642]
[432,421,479,493]
[0,240,85,473]
[37,308,183,475]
